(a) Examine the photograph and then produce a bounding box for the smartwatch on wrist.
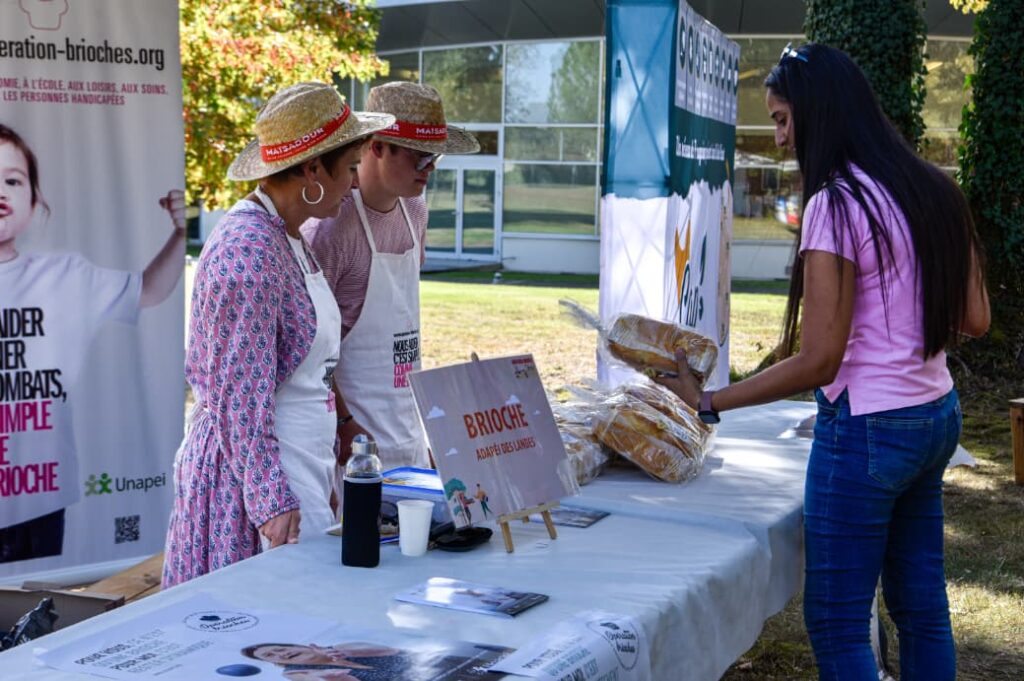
[698,390,720,425]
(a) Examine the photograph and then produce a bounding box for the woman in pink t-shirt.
[657,44,989,680]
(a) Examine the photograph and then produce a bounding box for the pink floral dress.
[162,202,317,588]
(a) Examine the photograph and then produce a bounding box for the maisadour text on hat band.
[260,106,351,162]
[376,120,448,141]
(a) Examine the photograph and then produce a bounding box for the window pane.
[562,128,599,162]
[506,41,601,124]
[505,127,599,162]
[352,52,419,110]
[506,128,560,161]
[422,46,503,123]
[463,170,496,254]
[923,39,972,131]
[734,38,802,127]
[503,164,597,235]
[468,130,499,156]
[735,131,789,166]
[734,130,801,241]
[426,169,457,252]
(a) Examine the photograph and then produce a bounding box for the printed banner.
[0,0,184,581]
[599,0,737,390]
[408,355,577,529]
[664,1,739,388]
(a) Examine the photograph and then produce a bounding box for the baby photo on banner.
[0,0,184,581]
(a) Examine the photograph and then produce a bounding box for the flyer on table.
[39,593,516,680]
[492,610,652,681]
[0,0,185,581]
[409,354,578,528]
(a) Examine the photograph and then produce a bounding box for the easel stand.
[496,501,559,553]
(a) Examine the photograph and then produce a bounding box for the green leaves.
[958,0,1024,288]
[181,0,387,208]
[957,0,1024,371]
[805,0,928,148]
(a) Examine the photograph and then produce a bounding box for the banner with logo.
[600,0,736,389]
[664,0,738,388]
[0,0,184,582]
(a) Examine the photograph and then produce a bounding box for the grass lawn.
[420,277,1023,680]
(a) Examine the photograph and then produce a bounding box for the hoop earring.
[302,182,325,205]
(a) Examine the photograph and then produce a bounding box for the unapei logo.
[84,473,113,496]
[85,472,167,496]
[19,0,70,31]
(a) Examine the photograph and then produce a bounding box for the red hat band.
[377,120,449,141]
[260,106,352,163]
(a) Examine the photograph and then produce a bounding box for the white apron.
[256,189,342,542]
[336,189,429,470]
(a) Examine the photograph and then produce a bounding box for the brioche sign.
[409,355,576,529]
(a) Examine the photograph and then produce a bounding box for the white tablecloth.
[565,400,818,614]
[0,401,818,681]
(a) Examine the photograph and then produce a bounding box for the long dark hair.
[765,44,982,358]
[0,123,49,215]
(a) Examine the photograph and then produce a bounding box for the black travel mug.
[341,435,382,568]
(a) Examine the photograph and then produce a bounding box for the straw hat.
[367,82,480,155]
[227,82,396,181]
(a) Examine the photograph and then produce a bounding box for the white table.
[0,401,817,681]
[565,400,817,615]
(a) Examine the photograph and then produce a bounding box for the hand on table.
[651,349,702,410]
[259,509,301,548]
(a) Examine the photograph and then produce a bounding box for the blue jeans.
[804,388,960,681]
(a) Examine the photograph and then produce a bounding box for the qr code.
[115,515,140,544]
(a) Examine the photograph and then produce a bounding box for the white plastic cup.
[397,500,434,557]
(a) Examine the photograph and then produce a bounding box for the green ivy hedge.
[804,0,928,147]
[957,0,1024,370]
[958,0,1024,290]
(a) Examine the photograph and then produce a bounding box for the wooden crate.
[87,553,164,604]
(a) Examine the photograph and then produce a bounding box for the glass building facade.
[339,35,971,271]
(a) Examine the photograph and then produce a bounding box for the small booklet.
[395,577,548,618]
[530,507,609,528]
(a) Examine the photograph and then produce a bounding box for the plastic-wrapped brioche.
[559,423,610,486]
[592,396,703,483]
[607,313,718,385]
[617,382,712,445]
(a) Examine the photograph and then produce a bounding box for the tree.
[955,0,1024,372]
[180,0,387,208]
[548,41,602,124]
[804,0,928,147]
[950,0,989,11]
